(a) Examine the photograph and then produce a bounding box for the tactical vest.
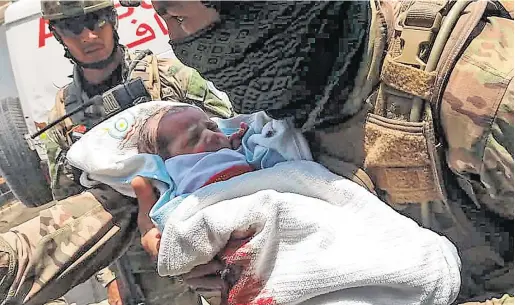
[316,0,512,227]
[361,3,514,299]
[53,49,162,149]
[49,49,167,304]
[363,1,506,200]
[47,49,163,198]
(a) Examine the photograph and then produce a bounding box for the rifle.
[31,77,150,139]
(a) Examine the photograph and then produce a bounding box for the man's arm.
[0,58,234,305]
[468,79,514,219]
[157,58,234,118]
[0,186,138,305]
[440,15,514,220]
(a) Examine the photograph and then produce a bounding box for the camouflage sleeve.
[441,16,513,219]
[95,266,116,287]
[157,58,234,118]
[45,88,68,185]
[474,78,514,218]
[0,186,137,305]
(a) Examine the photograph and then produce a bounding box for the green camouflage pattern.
[0,189,135,304]
[440,16,514,219]
[436,17,514,300]
[313,1,513,303]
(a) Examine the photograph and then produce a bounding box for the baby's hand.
[141,227,161,259]
[228,122,249,149]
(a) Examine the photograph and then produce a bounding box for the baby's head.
[137,105,231,160]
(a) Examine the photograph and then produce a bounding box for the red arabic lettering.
[37,4,168,49]
[38,18,53,48]
[126,19,156,48]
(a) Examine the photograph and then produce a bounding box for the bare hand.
[229,122,249,149]
[140,227,161,259]
[131,176,161,258]
[106,280,123,305]
[183,260,227,290]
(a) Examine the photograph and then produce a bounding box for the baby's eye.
[187,133,200,147]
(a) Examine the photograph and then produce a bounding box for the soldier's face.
[157,107,230,159]
[54,14,115,64]
[151,0,219,40]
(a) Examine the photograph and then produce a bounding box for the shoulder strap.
[430,1,489,111]
[47,85,74,150]
[379,0,488,120]
[56,86,75,129]
[128,50,162,100]
[54,86,70,125]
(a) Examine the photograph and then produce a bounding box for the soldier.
[0,1,232,305]
[0,1,513,305]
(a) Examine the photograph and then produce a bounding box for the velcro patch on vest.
[381,54,437,100]
[364,113,445,204]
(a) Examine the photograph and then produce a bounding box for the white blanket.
[158,161,461,305]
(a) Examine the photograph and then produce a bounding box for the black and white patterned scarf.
[170,1,370,129]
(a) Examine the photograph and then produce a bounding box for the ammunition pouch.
[364,0,488,206]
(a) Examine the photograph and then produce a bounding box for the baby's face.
[158,107,231,158]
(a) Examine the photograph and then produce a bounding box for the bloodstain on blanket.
[219,233,276,305]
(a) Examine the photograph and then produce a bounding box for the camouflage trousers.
[0,185,197,305]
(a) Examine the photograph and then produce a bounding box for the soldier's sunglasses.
[51,10,114,37]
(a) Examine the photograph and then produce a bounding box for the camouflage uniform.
[0,1,513,305]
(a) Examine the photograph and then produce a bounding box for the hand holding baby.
[131,175,231,303]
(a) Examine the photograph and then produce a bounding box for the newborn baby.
[134,104,309,257]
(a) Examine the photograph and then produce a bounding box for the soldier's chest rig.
[356,0,510,224]
[32,50,163,192]
[41,50,163,149]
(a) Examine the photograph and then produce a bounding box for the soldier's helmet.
[41,0,114,21]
